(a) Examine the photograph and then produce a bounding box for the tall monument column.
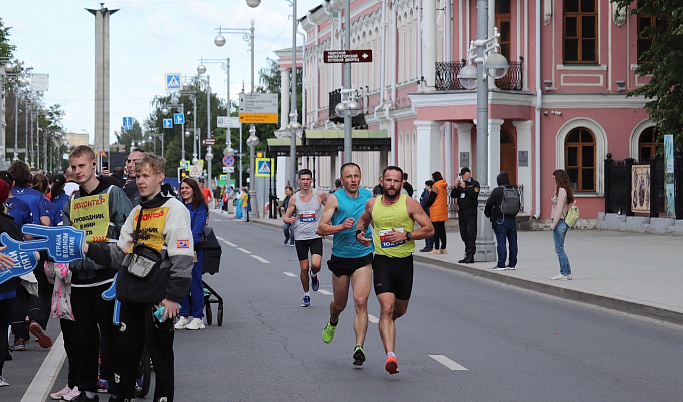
[87,4,118,171]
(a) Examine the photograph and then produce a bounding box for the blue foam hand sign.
[102,273,121,325]
[0,233,39,285]
[19,224,86,263]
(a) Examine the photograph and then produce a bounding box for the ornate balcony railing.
[435,57,524,91]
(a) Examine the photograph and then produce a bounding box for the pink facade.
[287,0,652,222]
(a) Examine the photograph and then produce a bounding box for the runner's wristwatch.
[406,232,412,240]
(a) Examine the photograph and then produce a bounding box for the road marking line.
[221,240,237,247]
[368,314,379,324]
[429,355,468,371]
[237,247,251,254]
[216,236,226,241]
[318,289,333,295]
[251,255,270,263]
[283,272,298,277]
[22,333,66,402]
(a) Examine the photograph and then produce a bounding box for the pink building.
[276,0,653,224]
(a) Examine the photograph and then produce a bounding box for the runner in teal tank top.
[355,166,434,374]
[318,163,374,366]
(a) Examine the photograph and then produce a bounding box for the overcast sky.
[4,0,321,143]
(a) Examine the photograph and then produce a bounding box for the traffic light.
[178,168,187,181]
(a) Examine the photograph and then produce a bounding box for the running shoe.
[62,385,80,401]
[50,385,72,399]
[301,295,311,307]
[385,355,399,374]
[322,321,336,343]
[174,316,189,329]
[12,338,25,351]
[0,376,9,387]
[353,345,366,366]
[184,317,206,330]
[29,321,53,348]
[311,274,319,291]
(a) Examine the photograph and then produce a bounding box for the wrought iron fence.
[435,57,524,91]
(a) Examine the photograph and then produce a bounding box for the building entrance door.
[500,130,517,185]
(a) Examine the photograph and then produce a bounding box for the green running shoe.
[353,345,366,366]
[322,321,336,343]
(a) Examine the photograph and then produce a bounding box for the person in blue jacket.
[8,161,50,226]
[0,171,32,228]
[175,177,208,330]
[50,174,70,213]
[32,174,62,226]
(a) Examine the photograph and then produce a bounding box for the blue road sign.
[123,117,133,130]
[222,155,234,167]
[163,118,173,128]
[165,73,182,90]
[174,113,185,125]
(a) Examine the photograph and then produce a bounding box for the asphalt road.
[11,213,682,401]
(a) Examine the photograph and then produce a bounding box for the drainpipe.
[417,0,423,90]
[298,28,307,127]
[373,0,388,126]
[534,0,542,219]
[386,0,398,164]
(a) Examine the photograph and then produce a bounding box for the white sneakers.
[174,316,189,329]
[184,318,206,330]
[551,273,572,280]
[61,386,80,401]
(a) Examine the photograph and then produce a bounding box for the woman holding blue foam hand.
[174,177,208,330]
[82,153,193,402]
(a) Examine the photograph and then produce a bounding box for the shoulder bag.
[128,208,162,278]
[565,201,580,228]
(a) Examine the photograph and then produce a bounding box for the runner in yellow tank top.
[355,166,434,374]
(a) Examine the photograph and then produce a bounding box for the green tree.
[612,0,683,149]
[0,18,16,58]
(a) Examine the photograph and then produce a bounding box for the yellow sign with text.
[239,113,278,124]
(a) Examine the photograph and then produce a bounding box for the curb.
[245,216,683,325]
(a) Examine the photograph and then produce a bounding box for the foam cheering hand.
[0,233,39,285]
[19,224,86,263]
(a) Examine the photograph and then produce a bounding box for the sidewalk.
[216,209,683,325]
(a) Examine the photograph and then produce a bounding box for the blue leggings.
[180,251,204,318]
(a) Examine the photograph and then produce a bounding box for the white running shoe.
[184,317,206,330]
[50,385,72,399]
[62,386,80,401]
[174,316,189,330]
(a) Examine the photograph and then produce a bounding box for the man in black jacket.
[451,167,480,263]
[484,171,518,270]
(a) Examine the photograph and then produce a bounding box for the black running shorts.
[372,254,414,300]
[295,237,323,261]
[327,253,373,277]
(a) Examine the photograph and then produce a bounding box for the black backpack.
[500,187,520,216]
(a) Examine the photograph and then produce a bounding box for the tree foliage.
[612,0,683,149]
[0,18,16,58]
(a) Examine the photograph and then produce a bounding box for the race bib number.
[379,228,405,248]
[299,210,317,223]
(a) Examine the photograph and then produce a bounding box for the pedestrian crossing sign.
[255,158,273,177]
[165,73,182,91]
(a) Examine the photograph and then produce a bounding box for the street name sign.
[217,116,240,128]
[239,93,278,124]
[323,50,373,63]
[202,138,216,145]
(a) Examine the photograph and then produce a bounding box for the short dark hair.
[432,171,444,182]
[8,160,31,187]
[425,180,434,186]
[298,168,312,178]
[382,166,404,178]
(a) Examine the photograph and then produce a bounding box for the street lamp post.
[198,59,231,185]
[457,0,510,262]
[215,19,258,217]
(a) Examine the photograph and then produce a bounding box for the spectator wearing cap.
[451,167,481,263]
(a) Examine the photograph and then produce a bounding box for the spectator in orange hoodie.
[425,171,448,254]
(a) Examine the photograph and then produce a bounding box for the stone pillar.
[414,120,443,183]
[487,118,504,186]
[280,68,290,131]
[513,120,533,214]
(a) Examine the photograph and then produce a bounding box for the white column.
[486,118,504,187]
[513,120,533,214]
[280,68,290,131]
[421,0,437,91]
[454,122,473,171]
[276,155,288,198]
[414,120,443,183]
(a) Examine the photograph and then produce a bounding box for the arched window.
[638,127,662,161]
[565,128,596,192]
